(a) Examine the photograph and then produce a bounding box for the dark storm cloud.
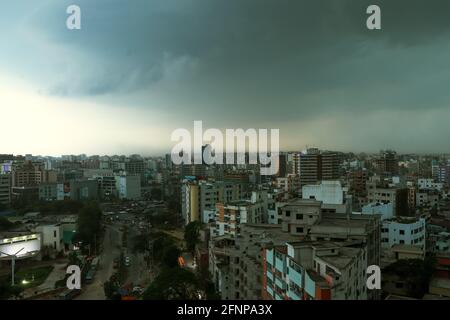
[2,0,450,152]
[28,0,450,97]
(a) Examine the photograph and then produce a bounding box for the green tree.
[161,245,181,268]
[143,267,199,300]
[104,278,120,300]
[132,233,151,254]
[184,221,202,253]
[150,232,176,262]
[73,202,102,253]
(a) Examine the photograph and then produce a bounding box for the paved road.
[76,225,121,300]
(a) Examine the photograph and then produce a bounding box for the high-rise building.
[0,174,11,206]
[115,174,141,200]
[374,150,398,176]
[349,169,368,196]
[181,180,243,224]
[432,161,450,185]
[209,199,381,300]
[12,161,44,187]
[277,153,287,177]
[213,200,266,237]
[367,180,409,217]
[262,240,368,300]
[299,148,321,187]
[321,152,340,181]
[299,149,339,189]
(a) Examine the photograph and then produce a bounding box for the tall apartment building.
[124,158,145,176]
[321,152,340,181]
[374,150,398,176]
[432,161,450,185]
[96,176,117,199]
[115,174,141,200]
[277,153,287,177]
[212,191,268,237]
[213,200,265,237]
[299,148,321,187]
[349,169,368,196]
[263,240,368,300]
[181,180,243,224]
[299,149,339,189]
[209,224,297,300]
[367,181,409,217]
[209,199,381,300]
[0,174,11,206]
[11,161,44,187]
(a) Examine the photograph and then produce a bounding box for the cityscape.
[1,150,449,300]
[1,0,450,306]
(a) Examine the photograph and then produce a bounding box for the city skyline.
[2,0,450,155]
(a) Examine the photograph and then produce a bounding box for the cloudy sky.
[1,0,450,156]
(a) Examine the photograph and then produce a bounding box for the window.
[399,230,405,235]
[285,210,291,217]
[296,214,303,220]
[54,230,57,238]
[296,227,304,233]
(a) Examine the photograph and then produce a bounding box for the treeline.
[12,199,84,216]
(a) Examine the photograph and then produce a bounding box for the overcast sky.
[1,0,450,156]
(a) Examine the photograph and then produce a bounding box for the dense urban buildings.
[1,149,450,301]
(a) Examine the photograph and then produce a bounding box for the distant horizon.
[2,149,450,159]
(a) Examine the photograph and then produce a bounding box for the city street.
[76,225,121,300]
[76,214,154,299]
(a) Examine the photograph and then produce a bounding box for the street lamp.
[0,247,25,286]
